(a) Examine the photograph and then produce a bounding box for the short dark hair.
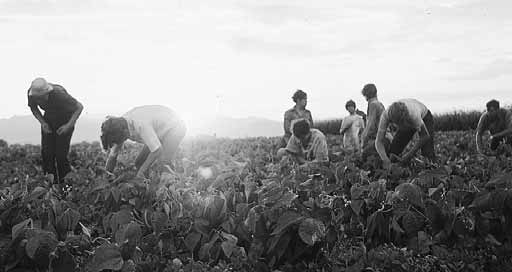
[345,100,356,109]
[362,84,377,99]
[100,117,129,150]
[292,89,307,102]
[486,99,500,110]
[292,119,310,138]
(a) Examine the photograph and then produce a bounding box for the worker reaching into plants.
[375,99,435,171]
[27,77,83,184]
[339,100,365,154]
[282,89,313,147]
[475,99,512,156]
[277,118,329,165]
[101,105,186,179]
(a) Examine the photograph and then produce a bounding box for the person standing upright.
[340,100,365,153]
[475,99,512,156]
[360,84,390,160]
[27,77,83,183]
[282,90,313,147]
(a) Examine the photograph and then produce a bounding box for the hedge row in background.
[314,110,483,135]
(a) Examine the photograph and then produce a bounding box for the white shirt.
[122,105,183,152]
[340,114,365,150]
[379,98,429,133]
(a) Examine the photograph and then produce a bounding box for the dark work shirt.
[27,84,79,127]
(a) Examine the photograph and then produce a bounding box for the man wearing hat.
[28,77,83,183]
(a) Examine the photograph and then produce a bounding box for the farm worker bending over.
[101,105,186,179]
[375,99,435,171]
[282,89,313,147]
[476,99,512,156]
[339,100,365,153]
[277,118,329,165]
[27,77,83,184]
[360,84,391,160]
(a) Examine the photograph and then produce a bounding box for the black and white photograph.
[0,1,512,271]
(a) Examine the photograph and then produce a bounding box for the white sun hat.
[28,77,53,96]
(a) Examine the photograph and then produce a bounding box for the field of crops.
[1,131,512,272]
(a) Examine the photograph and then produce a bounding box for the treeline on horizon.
[314,110,484,135]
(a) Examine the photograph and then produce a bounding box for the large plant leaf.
[220,232,238,257]
[271,211,304,235]
[12,218,32,239]
[57,208,81,232]
[25,229,58,262]
[184,231,202,252]
[151,211,169,235]
[26,186,48,202]
[298,218,326,246]
[115,222,142,244]
[109,209,132,234]
[86,243,124,272]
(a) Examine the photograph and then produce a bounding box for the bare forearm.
[476,133,483,153]
[138,149,161,174]
[67,103,83,127]
[375,138,388,161]
[404,135,430,159]
[493,128,512,138]
[105,155,118,172]
[31,107,46,125]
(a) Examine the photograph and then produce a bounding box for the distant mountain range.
[0,115,283,144]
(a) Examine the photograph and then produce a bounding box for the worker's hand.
[56,123,72,135]
[135,171,146,179]
[382,158,392,172]
[390,154,402,163]
[41,122,52,134]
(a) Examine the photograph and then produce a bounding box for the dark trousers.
[134,124,186,172]
[41,119,74,183]
[490,136,512,150]
[389,110,435,160]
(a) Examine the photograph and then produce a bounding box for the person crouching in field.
[277,119,329,165]
[27,77,83,184]
[375,99,435,170]
[101,105,186,179]
[476,99,512,156]
[282,90,313,147]
[340,100,365,154]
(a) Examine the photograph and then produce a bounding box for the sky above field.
[0,0,511,127]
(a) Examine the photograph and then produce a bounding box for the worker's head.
[28,77,52,98]
[292,118,311,141]
[100,117,130,150]
[388,101,413,128]
[292,89,308,108]
[486,99,500,119]
[345,100,356,114]
[361,83,377,101]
